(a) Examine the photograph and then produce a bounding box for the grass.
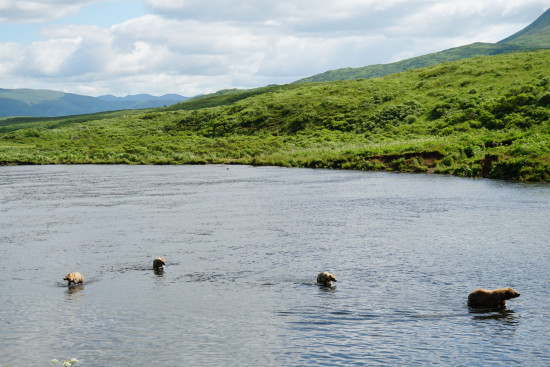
[0,50,549,182]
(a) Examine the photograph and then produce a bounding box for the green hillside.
[168,85,304,111]
[295,8,550,83]
[0,51,549,181]
[500,7,550,46]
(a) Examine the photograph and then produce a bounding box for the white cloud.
[0,0,99,23]
[1,0,549,96]
[145,0,420,35]
[0,42,23,74]
[0,14,272,95]
[392,0,550,39]
[25,39,82,76]
[145,0,410,22]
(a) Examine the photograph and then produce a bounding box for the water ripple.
[0,165,549,366]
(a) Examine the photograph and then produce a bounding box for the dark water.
[0,165,549,366]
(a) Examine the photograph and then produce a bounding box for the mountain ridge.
[0,89,189,118]
[1,50,548,181]
[98,93,187,103]
[295,8,550,83]
[500,8,550,44]
[2,8,549,117]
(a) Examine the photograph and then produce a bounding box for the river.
[0,165,549,366]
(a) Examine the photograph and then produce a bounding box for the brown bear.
[467,287,520,308]
[317,272,337,286]
[153,257,166,270]
[63,272,84,286]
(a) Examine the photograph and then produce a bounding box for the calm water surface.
[0,165,549,366]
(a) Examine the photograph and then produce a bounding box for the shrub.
[373,100,425,127]
[22,128,43,138]
[428,103,451,120]
[455,164,481,177]
[441,155,454,166]
[525,106,550,123]
[537,92,550,106]
[463,145,479,158]
[503,113,530,128]
[478,110,503,129]
[489,157,531,180]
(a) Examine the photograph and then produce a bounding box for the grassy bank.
[1,51,549,181]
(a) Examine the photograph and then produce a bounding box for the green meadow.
[1,50,549,181]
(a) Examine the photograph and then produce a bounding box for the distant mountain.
[0,89,189,117]
[295,8,550,83]
[97,94,188,108]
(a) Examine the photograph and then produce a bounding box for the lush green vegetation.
[295,43,528,83]
[296,9,550,83]
[166,84,305,111]
[1,51,549,181]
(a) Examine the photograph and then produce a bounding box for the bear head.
[504,287,520,300]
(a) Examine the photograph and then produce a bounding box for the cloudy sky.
[0,0,549,97]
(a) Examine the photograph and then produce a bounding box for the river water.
[0,165,549,366]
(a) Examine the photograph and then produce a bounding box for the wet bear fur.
[63,272,84,286]
[153,257,166,270]
[317,272,337,286]
[467,287,520,309]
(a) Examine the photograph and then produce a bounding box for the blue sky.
[59,1,146,28]
[0,0,549,96]
[0,1,146,44]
